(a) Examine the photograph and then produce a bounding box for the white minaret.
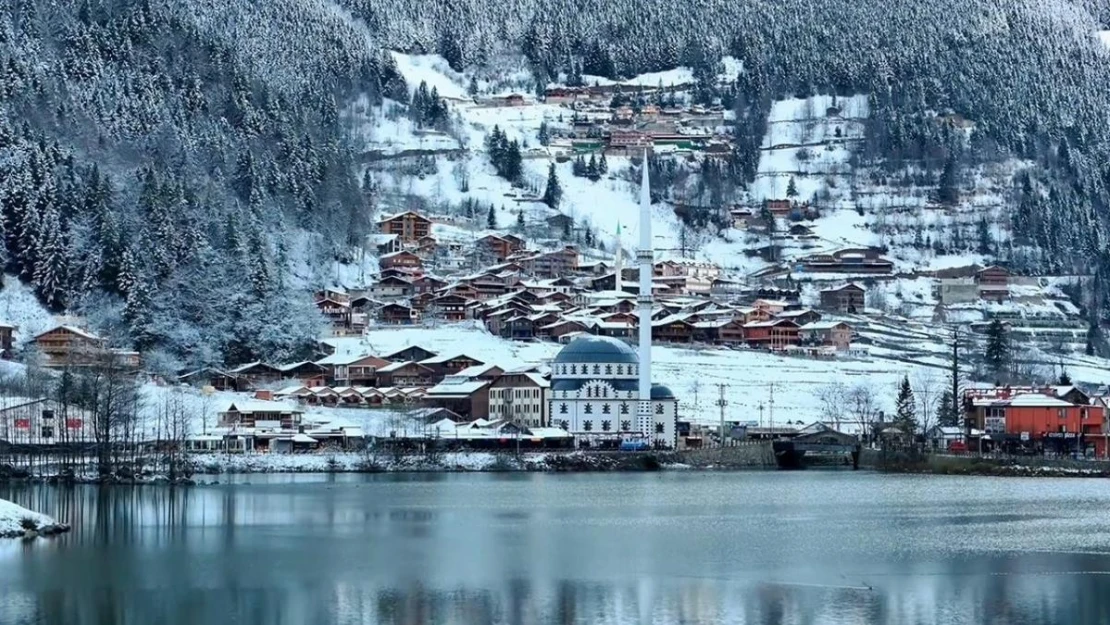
[636,152,654,437]
[614,222,623,293]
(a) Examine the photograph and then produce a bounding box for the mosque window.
[583,420,593,432]
[616,365,623,375]
[655,404,664,415]
[601,386,609,398]
[602,403,611,415]
[586,386,593,398]
[559,403,568,414]
[570,365,577,375]
[621,420,631,431]
[584,404,593,415]
[605,365,612,375]
[620,402,629,415]
[655,423,664,434]
[593,365,601,375]
[560,420,569,430]
[602,420,611,432]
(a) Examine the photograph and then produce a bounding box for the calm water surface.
[3,471,1110,625]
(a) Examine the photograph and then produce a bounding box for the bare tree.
[847,383,881,444]
[156,387,193,480]
[912,372,941,448]
[817,381,848,430]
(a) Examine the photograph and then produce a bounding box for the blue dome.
[553,336,638,365]
[651,384,676,400]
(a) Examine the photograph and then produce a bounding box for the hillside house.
[527,247,580,277]
[415,235,438,256]
[799,321,853,350]
[377,211,431,243]
[369,276,413,300]
[383,345,438,363]
[424,378,491,420]
[0,323,13,358]
[367,233,402,255]
[546,214,574,236]
[428,294,478,321]
[411,275,448,295]
[31,326,109,368]
[977,265,1010,302]
[277,362,328,386]
[420,353,484,380]
[379,303,420,325]
[819,284,865,313]
[652,317,695,343]
[477,235,522,261]
[315,297,352,329]
[230,362,283,388]
[219,397,304,430]
[729,208,756,230]
[316,353,389,386]
[489,372,551,428]
[378,361,436,387]
[775,309,821,326]
[178,368,243,392]
[379,250,423,273]
[743,319,801,350]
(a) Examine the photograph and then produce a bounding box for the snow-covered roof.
[0,396,46,411]
[425,380,489,396]
[36,325,102,341]
[224,399,302,414]
[1006,394,1073,408]
[378,361,422,373]
[420,353,479,365]
[274,385,311,396]
[291,433,318,444]
[799,321,849,331]
[455,363,501,378]
[278,361,320,372]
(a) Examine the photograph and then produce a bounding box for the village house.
[0,397,95,446]
[729,208,756,230]
[423,376,491,420]
[477,234,523,261]
[277,361,328,387]
[230,362,283,388]
[415,235,438,257]
[798,321,853,350]
[775,309,822,326]
[377,361,436,387]
[369,275,413,300]
[528,246,580,277]
[819,283,866,313]
[178,367,244,392]
[743,319,801,350]
[315,353,389,386]
[219,395,304,430]
[964,387,1107,457]
[411,274,448,295]
[383,345,438,363]
[427,294,479,321]
[488,371,551,428]
[546,213,574,236]
[378,303,420,325]
[652,316,695,343]
[315,297,352,330]
[31,325,138,369]
[419,353,485,381]
[378,250,423,273]
[377,211,431,243]
[976,265,1010,302]
[367,233,402,255]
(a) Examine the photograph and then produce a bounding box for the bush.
[19,517,39,532]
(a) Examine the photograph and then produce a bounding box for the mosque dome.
[650,384,676,400]
[552,335,638,365]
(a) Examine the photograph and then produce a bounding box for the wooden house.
[799,321,853,351]
[315,353,390,386]
[419,353,485,381]
[277,361,328,386]
[378,303,420,325]
[315,297,352,329]
[178,368,242,392]
[798,248,893,275]
[377,211,431,243]
[743,319,801,350]
[369,275,414,300]
[652,317,695,343]
[382,345,438,363]
[428,294,478,321]
[0,323,13,358]
[31,325,108,368]
[775,309,821,326]
[377,361,436,387]
[819,283,865,313]
[378,250,423,273]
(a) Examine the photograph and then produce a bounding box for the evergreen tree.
[598,153,608,175]
[937,390,959,427]
[984,319,1010,378]
[538,121,550,146]
[786,176,798,198]
[1058,370,1071,386]
[894,375,917,435]
[976,217,992,255]
[572,155,586,177]
[32,206,67,310]
[515,210,525,232]
[467,77,478,97]
[542,163,562,208]
[586,154,599,181]
[938,157,959,206]
[487,204,497,229]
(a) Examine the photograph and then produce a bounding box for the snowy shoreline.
[0,498,70,539]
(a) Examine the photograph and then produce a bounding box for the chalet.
[546,213,574,235]
[378,303,420,325]
[428,294,478,321]
[31,325,108,368]
[540,319,591,340]
[496,93,527,107]
[218,397,304,430]
[178,368,242,392]
[315,288,350,304]
[315,297,351,329]
[753,299,791,316]
[819,284,866,313]
[652,316,695,343]
[0,323,13,358]
[529,246,579,277]
[764,199,796,215]
[729,208,756,230]
[277,361,328,386]
[420,353,485,380]
[504,315,537,340]
[424,377,491,420]
[503,233,527,250]
[445,283,480,301]
[230,362,283,388]
[377,361,436,387]
[368,276,413,300]
[411,275,448,295]
[378,250,423,273]
[488,372,551,428]
[415,235,438,256]
[717,319,748,343]
[477,235,521,261]
[798,321,853,351]
[382,345,438,363]
[0,397,95,446]
[775,309,821,326]
[788,224,816,238]
[377,211,431,243]
[798,248,893,275]
[456,364,506,380]
[977,265,1010,302]
[544,87,580,104]
[743,319,801,350]
[315,353,389,386]
[690,318,733,343]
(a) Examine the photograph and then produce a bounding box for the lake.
[2,471,1110,625]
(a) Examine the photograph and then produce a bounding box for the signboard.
[1020,432,1030,441]
[14,418,29,429]
[984,416,1006,434]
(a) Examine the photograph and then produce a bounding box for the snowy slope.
[0,498,56,537]
[1100,31,1110,48]
[0,278,58,347]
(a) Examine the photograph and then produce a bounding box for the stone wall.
[675,442,776,468]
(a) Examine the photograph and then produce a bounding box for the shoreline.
[0,498,71,539]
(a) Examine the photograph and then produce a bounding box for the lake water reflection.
[3,471,1110,625]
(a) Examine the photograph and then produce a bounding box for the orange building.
[965,389,1107,457]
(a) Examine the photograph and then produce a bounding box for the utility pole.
[769,383,776,431]
[716,384,729,447]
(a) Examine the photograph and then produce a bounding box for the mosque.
[547,152,678,448]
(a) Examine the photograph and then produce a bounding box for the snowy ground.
[0,498,56,537]
[0,278,56,348]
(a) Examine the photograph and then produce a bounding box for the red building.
[965,387,1107,457]
[742,319,800,350]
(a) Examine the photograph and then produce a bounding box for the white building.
[0,398,95,445]
[547,336,678,447]
[488,371,551,428]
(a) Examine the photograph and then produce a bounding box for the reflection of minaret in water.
[636,151,654,438]
[614,222,623,293]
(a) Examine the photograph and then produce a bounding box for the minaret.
[614,222,623,293]
[636,151,654,438]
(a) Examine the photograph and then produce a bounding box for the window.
[586,387,593,398]
[559,403,568,415]
[655,423,664,434]
[593,365,601,375]
[616,365,623,375]
[605,365,612,375]
[583,420,593,432]
[655,403,664,415]
[602,403,611,415]
[1058,409,1066,419]
[602,420,611,432]
[1082,408,1089,420]
[560,420,569,430]
[602,386,609,398]
[570,365,577,375]
[621,403,630,415]
[584,404,593,415]
[41,410,55,420]
[41,426,54,438]
[621,420,631,431]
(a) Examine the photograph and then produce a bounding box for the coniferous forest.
[4,0,1110,369]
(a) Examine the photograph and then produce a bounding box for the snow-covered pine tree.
[542,163,562,208]
[32,206,67,310]
[487,204,497,229]
[894,375,917,435]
